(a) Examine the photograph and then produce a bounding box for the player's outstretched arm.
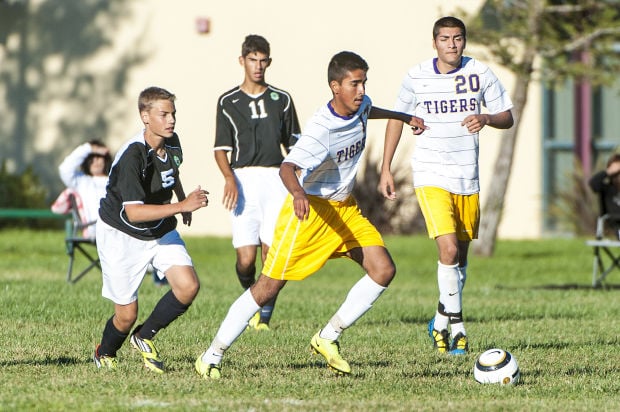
[369,106,427,134]
[124,186,209,223]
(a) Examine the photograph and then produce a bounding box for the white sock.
[434,261,459,331]
[319,274,386,341]
[201,289,260,365]
[437,261,460,313]
[458,264,467,290]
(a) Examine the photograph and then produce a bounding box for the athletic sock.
[434,261,460,331]
[99,316,128,357]
[259,294,277,324]
[319,274,386,341]
[458,264,467,290]
[139,290,191,340]
[236,263,256,290]
[202,289,260,365]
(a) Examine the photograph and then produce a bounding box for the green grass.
[1,229,619,411]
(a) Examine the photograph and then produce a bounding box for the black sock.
[259,295,278,324]
[139,290,191,340]
[236,263,256,290]
[99,316,128,357]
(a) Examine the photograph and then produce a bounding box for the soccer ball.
[473,348,520,385]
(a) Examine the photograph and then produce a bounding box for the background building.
[2,0,616,239]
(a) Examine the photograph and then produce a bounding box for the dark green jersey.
[214,85,300,168]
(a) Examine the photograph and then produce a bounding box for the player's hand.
[222,176,238,211]
[182,185,209,214]
[462,114,489,133]
[379,169,397,200]
[291,191,310,221]
[181,211,192,226]
[409,116,428,135]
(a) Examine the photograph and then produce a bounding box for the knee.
[114,311,138,332]
[439,244,459,265]
[179,277,200,303]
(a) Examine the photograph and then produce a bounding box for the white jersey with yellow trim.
[284,95,372,202]
[395,56,513,195]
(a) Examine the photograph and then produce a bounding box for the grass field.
[1,229,619,411]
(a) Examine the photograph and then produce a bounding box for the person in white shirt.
[195,51,426,380]
[58,140,111,238]
[380,16,514,355]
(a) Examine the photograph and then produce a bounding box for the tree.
[0,0,148,199]
[459,0,620,256]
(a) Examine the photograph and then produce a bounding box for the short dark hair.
[433,16,466,39]
[80,139,112,176]
[241,34,270,57]
[327,51,369,84]
[138,87,175,113]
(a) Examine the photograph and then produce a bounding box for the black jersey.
[214,85,300,168]
[99,131,183,240]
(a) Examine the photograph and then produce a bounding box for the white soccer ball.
[473,348,520,385]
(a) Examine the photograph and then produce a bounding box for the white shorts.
[232,167,287,248]
[96,220,193,305]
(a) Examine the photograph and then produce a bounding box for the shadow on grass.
[0,356,81,367]
[496,283,620,290]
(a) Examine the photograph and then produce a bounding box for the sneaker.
[427,318,449,353]
[247,311,270,331]
[195,355,221,380]
[449,332,468,355]
[310,332,351,375]
[130,326,164,374]
[93,344,117,370]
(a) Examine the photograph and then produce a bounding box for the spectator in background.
[589,153,620,238]
[56,140,111,238]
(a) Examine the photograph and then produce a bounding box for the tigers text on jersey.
[214,85,300,168]
[395,56,513,195]
[99,130,183,240]
[284,95,372,202]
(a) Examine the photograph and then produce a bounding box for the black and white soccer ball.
[473,348,520,385]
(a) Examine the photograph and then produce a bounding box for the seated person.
[589,153,620,238]
[57,140,111,238]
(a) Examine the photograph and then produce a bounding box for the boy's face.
[141,99,176,138]
[331,69,367,116]
[433,26,466,68]
[240,51,271,84]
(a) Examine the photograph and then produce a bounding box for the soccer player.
[195,51,426,379]
[214,34,301,330]
[379,16,514,355]
[93,86,209,373]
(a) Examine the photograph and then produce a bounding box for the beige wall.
[18,0,543,238]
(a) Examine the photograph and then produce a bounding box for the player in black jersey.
[93,87,209,373]
[214,35,300,330]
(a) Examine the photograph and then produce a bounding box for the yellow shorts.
[263,194,384,281]
[415,186,479,241]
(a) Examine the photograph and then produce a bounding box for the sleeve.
[394,72,417,114]
[58,143,92,188]
[214,99,233,151]
[284,120,329,171]
[481,66,513,114]
[281,94,301,150]
[589,170,608,193]
[114,148,148,204]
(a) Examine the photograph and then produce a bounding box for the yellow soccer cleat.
[93,345,117,370]
[195,355,221,380]
[428,318,450,353]
[310,332,351,375]
[130,329,164,374]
